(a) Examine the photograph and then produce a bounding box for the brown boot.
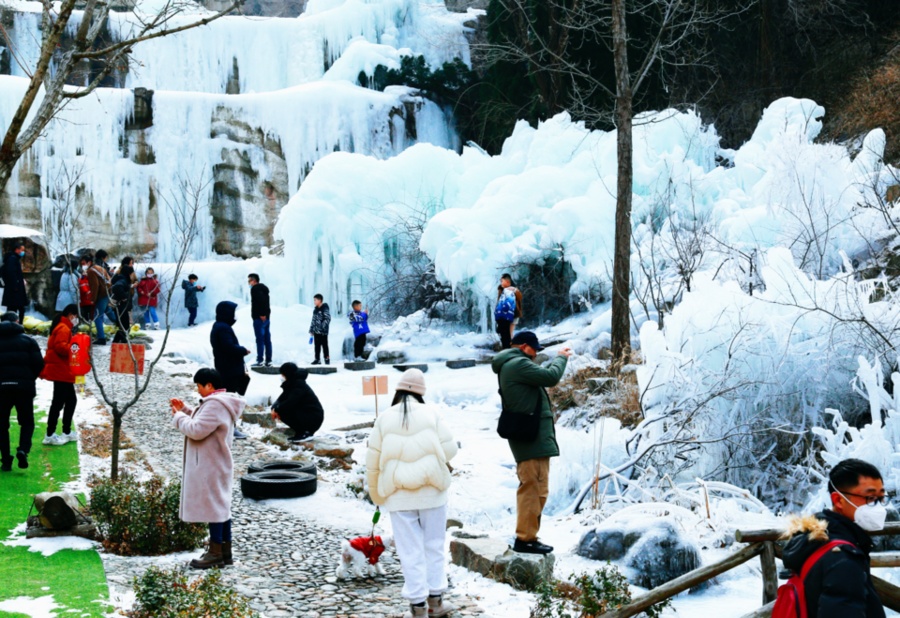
[222,541,233,566]
[189,542,224,569]
[427,595,456,617]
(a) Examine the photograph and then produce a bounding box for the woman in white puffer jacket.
[366,368,458,618]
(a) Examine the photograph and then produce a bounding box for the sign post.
[362,375,389,417]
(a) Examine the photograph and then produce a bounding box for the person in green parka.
[491,331,571,555]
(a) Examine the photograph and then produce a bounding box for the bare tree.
[0,0,241,193]
[484,0,752,362]
[42,161,88,258]
[83,173,210,479]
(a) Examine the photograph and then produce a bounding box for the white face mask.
[836,489,888,531]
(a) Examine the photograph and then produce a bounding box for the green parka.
[492,348,568,463]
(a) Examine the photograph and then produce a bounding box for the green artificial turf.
[0,408,108,616]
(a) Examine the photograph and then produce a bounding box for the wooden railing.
[602,522,900,618]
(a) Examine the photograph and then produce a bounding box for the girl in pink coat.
[170,367,245,569]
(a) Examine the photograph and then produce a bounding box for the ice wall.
[277,97,892,317]
[0,0,475,260]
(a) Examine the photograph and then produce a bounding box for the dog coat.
[349,535,386,565]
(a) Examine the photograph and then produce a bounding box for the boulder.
[243,410,276,428]
[450,536,554,591]
[577,519,701,589]
[446,359,476,369]
[344,361,375,371]
[393,363,429,373]
[376,349,409,364]
[33,492,83,530]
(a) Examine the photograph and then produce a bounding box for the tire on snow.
[247,460,316,476]
[240,471,317,500]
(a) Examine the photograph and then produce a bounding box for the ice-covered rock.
[450,536,554,591]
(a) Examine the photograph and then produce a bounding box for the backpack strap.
[800,540,856,580]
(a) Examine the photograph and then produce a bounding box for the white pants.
[390,505,448,604]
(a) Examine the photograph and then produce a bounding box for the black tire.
[240,471,317,500]
[247,459,316,476]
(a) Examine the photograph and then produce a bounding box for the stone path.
[85,345,487,617]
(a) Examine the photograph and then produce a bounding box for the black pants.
[496,319,513,349]
[224,373,250,397]
[47,381,77,436]
[354,334,366,358]
[0,388,35,460]
[282,414,323,441]
[113,305,131,343]
[314,334,330,361]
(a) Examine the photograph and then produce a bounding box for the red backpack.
[772,540,855,618]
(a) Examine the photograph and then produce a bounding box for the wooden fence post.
[760,541,778,604]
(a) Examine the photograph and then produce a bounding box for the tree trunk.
[110,406,121,481]
[610,0,633,363]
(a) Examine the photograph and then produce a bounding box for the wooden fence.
[602,522,900,618]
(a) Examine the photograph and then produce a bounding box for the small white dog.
[335,534,393,579]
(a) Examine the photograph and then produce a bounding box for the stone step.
[250,365,280,375]
[344,361,376,371]
[449,535,554,591]
[393,363,429,373]
[306,366,337,375]
[446,359,476,369]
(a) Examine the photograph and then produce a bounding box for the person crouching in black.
[272,362,323,442]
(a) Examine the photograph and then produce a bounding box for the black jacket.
[272,371,323,433]
[0,321,44,396]
[782,510,885,618]
[110,273,133,310]
[210,301,246,380]
[250,283,270,319]
[309,303,331,335]
[1,252,27,309]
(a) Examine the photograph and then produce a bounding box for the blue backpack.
[494,291,516,322]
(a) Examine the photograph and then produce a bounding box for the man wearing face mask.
[782,458,887,618]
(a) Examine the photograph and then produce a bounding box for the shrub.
[531,565,671,618]
[91,475,206,556]
[130,567,258,618]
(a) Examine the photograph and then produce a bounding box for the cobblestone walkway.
[87,347,486,618]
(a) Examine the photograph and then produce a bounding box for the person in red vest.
[40,304,79,446]
[0,311,44,470]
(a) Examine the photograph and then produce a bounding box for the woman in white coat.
[366,368,458,618]
[170,367,245,570]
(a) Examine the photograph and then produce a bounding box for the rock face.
[576,519,701,589]
[243,410,277,428]
[450,536,554,591]
[376,349,409,364]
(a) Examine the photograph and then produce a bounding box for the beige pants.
[516,457,550,541]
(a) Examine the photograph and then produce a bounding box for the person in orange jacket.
[40,304,79,446]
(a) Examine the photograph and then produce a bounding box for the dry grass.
[80,425,135,459]
[549,351,644,429]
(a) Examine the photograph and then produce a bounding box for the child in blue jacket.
[348,301,370,361]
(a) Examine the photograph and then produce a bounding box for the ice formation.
[277,97,894,318]
[0,0,476,260]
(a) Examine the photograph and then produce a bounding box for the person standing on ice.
[781,458,886,618]
[347,300,369,361]
[137,267,161,330]
[0,311,44,471]
[210,301,250,440]
[366,369,458,618]
[309,293,331,365]
[492,331,570,555]
[1,241,28,324]
[181,274,205,327]
[494,274,523,350]
[170,367,245,570]
[248,273,272,368]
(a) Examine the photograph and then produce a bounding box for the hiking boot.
[427,595,456,617]
[189,542,224,569]
[0,456,12,472]
[311,359,321,365]
[15,449,28,470]
[222,541,233,566]
[403,603,427,618]
[512,538,553,555]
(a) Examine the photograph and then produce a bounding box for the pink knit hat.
[396,368,426,396]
